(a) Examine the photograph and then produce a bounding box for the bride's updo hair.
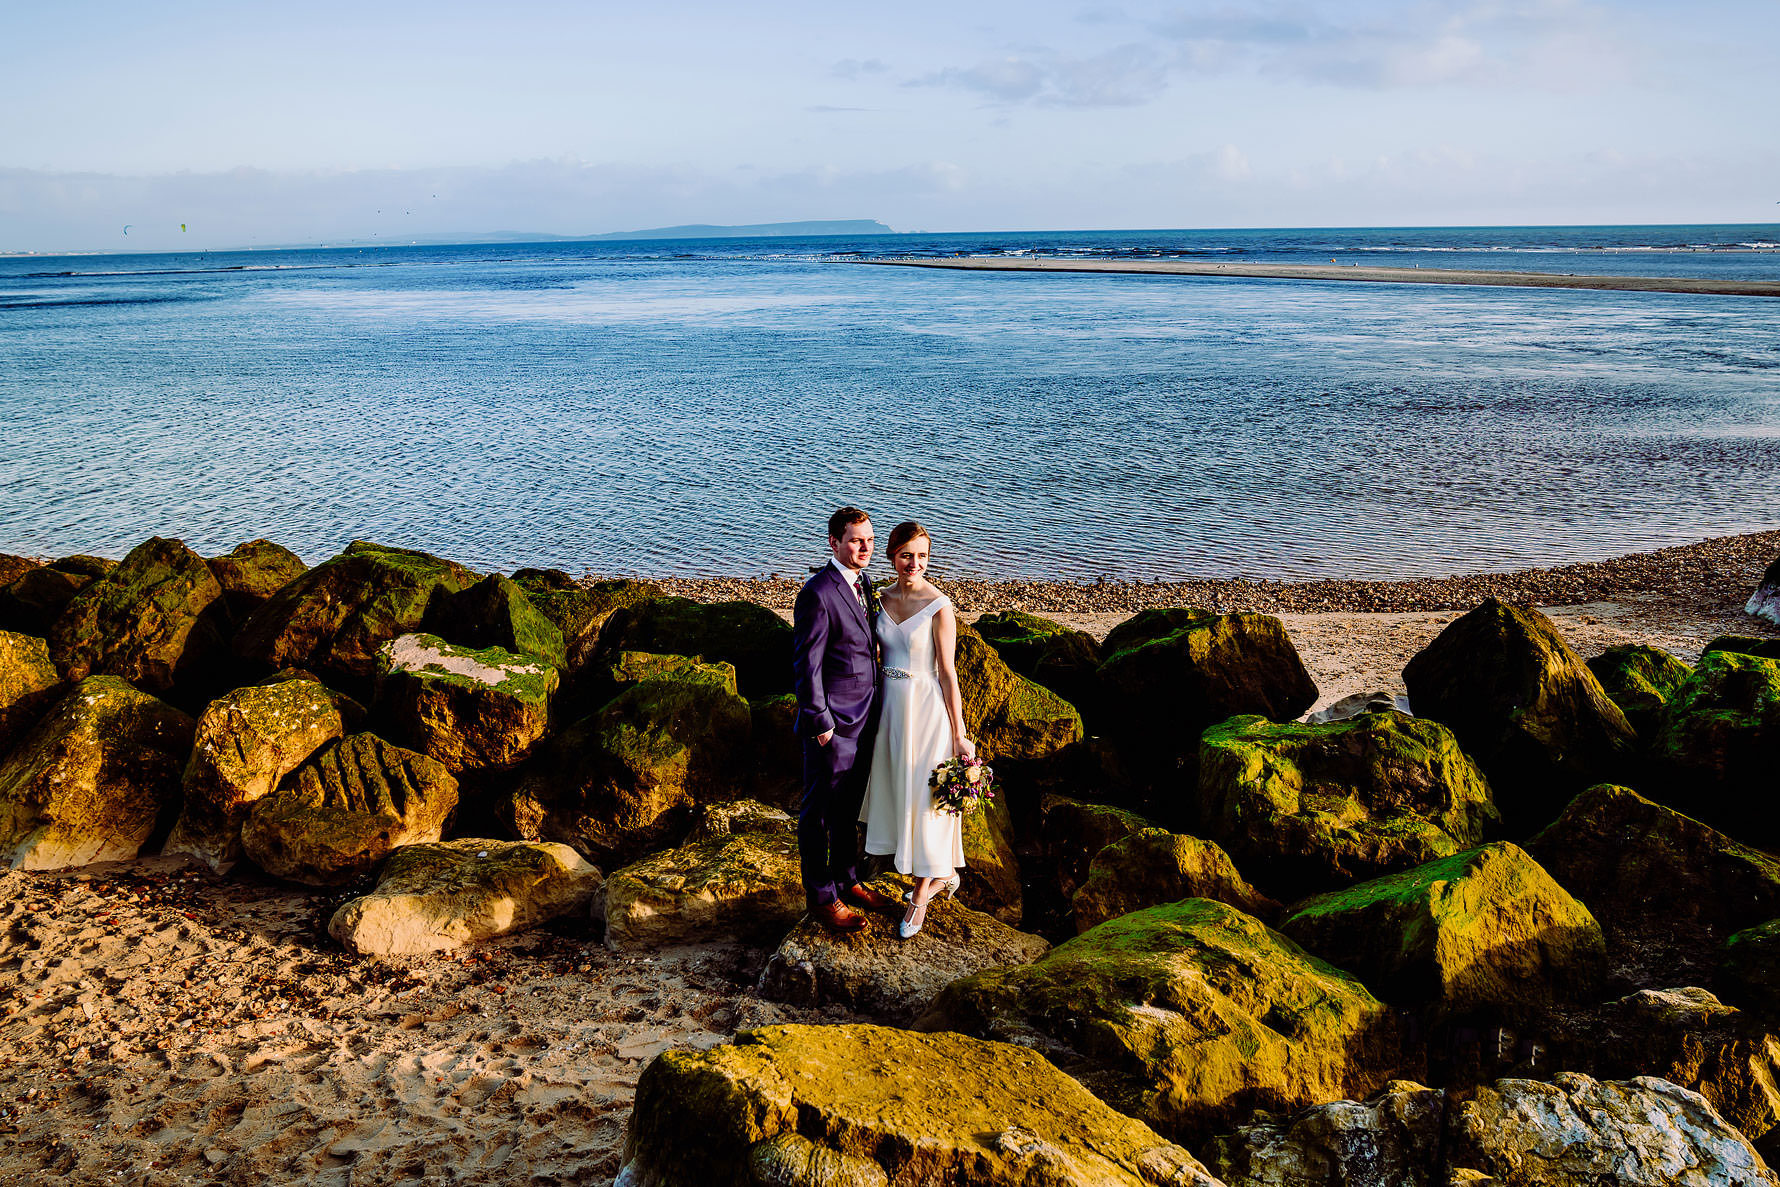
[886,521,930,557]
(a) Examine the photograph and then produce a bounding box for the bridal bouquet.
[929,755,996,817]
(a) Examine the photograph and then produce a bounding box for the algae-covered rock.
[233,540,475,695]
[1097,609,1318,795]
[0,630,63,751]
[1281,842,1605,1024]
[328,838,600,956]
[0,676,195,869]
[1588,643,1694,737]
[616,1023,1222,1187]
[240,732,458,886]
[1446,1072,1775,1187]
[205,539,307,623]
[747,692,801,811]
[760,881,1050,1022]
[1651,649,1780,840]
[687,798,793,840]
[1750,557,1780,628]
[920,897,1400,1143]
[1723,922,1780,1019]
[164,672,352,873]
[503,659,751,865]
[1203,1079,1447,1187]
[960,790,1023,925]
[428,573,567,670]
[1706,636,1780,662]
[599,808,803,951]
[1197,711,1500,899]
[975,609,1102,716]
[1073,828,1279,932]
[511,571,662,673]
[376,633,558,772]
[49,537,226,696]
[1042,795,1161,900]
[592,596,793,698]
[1403,600,1636,826]
[0,554,114,638]
[954,625,1085,768]
[0,555,38,589]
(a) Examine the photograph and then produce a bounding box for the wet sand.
[862,255,1780,297]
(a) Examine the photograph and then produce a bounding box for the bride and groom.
[792,506,973,939]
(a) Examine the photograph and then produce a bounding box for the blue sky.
[3,0,1776,251]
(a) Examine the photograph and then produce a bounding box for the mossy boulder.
[502,659,751,865]
[1281,842,1606,1025]
[1097,609,1318,798]
[510,571,662,673]
[376,633,558,772]
[1197,711,1500,899]
[1072,829,1279,932]
[1705,635,1780,663]
[1749,556,1780,627]
[1402,600,1636,827]
[746,692,800,811]
[974,609,1101,716]
[0,630,63,752]
[0,554,114,637]
[1722,922,1780,1019]
[205,539,307,624]
[759,881,1051,1022]
[599,803,802,951]
[955,625,1085,768]
[233,540,476,696]
[427,573,567,670]
[1042,795,1161,900]
[164,672,354,874]
[0,555,38,589]
[1588,643,1694,737]
[0,676,195,869]
[48,537,227,696]
[328,838,600,956]
[960,790,1024,925]
[616,1024,1221,1187]
[591,596,792,698]
[240,732,459,886]
[602,649,734,695]
[920,897,1401,1144]
[1650,649,1780,840]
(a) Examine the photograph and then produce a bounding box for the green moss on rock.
[1587,643,1693,737]
[1650,650,1780,841]
[1702,636,1780,663]
[428,573,567,670]
[49,537,227,696]
[1721,920,1780,1019]
[955,625,1085,768]
[600,817,803,951]
[975,610,1102,718]
[205,539,307,624]
[376,633,559,772]
[1073,828,1279,932]
[592,596,792,698]
[511,572,662,673]
[0,555,115,638]
[0,630,63,752]
[1042,795,1161,900]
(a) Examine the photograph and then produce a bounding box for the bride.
[859,521,975,939]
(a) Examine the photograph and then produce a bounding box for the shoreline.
[860,255,1780,297]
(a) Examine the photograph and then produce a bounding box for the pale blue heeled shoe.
[901,873,961,905]
[899,874,962,938]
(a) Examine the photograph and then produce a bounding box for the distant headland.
[588,219,894,241]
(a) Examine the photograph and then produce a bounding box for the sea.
[3,224,1778,583]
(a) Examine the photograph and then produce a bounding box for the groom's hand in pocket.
[816,729,834,747]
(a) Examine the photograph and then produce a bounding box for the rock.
[974,609,1102,716]
[1097,609,1318,801]
[232,540,475,696]
[1197,711,1500,899]
[960,791,1023,925]
[0,676,195,869]
[328,838,600,956]
[1306,690,1413,724]
[510,571,661,673]
[1402,600,1636,828]
[1203,1079,1447,1187]
[1750,557,1780,627]
[688,798,793,839]
[1042,795,1161,899]
[591,596,793,698]
[0,630,63,751]
[0,554,114,637]
[164,672,353,873]
[503,659,751,865]
[1652,650,1780,839]
[920,897,1400,1144]
[616,1023,1223,1187]
[240,732,459,886]
[1280,842,1605,1025]
[599,805,802,951]
[0,555,38,589]
[205,539,307,624]
[954,625,1085,768]
[1073,828,1279,932]
[1446,1072,1775,1186]
[48,537,226,696]
[428,574,567,670]
[1705,636,1780,663]
[1587,644,1694,737]
[760,880,1049,1022]
[1723,922,1780,1019]
[376,633,558,772]
[746,692,801,811]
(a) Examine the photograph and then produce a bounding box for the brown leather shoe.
[812,900,868,932]
[842,883,895,912]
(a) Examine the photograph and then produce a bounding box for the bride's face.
[892,536,930,581]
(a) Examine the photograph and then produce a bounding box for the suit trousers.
[799,726,875,909]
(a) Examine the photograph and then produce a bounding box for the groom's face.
[830,520,874,571]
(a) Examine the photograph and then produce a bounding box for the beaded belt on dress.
[883,667,912,679]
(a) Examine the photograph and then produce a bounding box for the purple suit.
[792,563,881,909]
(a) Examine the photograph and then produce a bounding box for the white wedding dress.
[860,594,965,879]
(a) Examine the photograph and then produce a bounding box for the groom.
[792,506,897,931]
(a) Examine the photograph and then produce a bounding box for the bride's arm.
[932,604,973,758]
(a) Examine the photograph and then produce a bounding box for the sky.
[3,0,1777,252]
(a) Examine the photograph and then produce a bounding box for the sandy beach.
[2,532,1778,1184]
[864,255,1780,297]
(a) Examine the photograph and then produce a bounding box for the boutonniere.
[862,577,882,617]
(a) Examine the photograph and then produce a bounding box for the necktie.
[853,572,868,609]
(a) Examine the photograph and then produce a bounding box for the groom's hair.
[827,506,870,540]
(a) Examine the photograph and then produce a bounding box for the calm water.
[3,226,1779,581]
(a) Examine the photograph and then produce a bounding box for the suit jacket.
[792,564,880,739]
